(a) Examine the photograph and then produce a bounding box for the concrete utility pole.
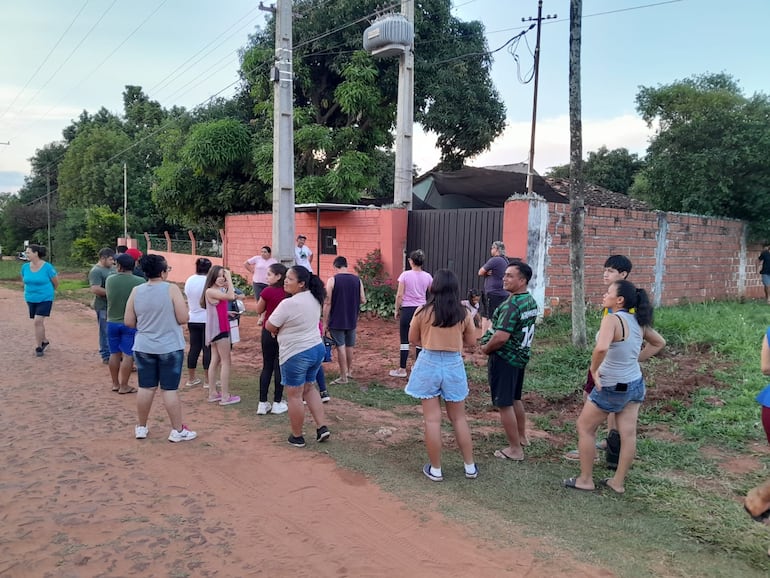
[46,173,52,262]
[393,0,415,207]
[523,0,557,194]
[263,0,296,267]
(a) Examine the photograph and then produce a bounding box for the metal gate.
[406,208,504,296]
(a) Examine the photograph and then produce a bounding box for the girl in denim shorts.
[404,269,478,482]
[564,280,665,494]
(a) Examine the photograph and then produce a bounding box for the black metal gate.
[406,208,504,296]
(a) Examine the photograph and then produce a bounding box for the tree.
[546,146,644,194]
[569,0,587,348]
[632,73,770,238]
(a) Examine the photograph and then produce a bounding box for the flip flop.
[563,477,595,492]
[599,478,625,494]
[330,377,348,385]
[118,387,138,394]
[111,385,120,392]
[744,503,770,523]
[493,449,524,461]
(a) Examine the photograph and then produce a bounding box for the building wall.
[224,208,408,285]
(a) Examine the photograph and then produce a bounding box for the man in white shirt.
[294,235,313,272]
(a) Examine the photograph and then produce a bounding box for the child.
[404,269,478,481]
[202,266,241,406]
[461,289,482,329]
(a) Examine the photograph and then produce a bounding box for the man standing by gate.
[324,256,366,384]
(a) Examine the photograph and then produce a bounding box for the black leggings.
[398,306,422,369]
[187,322,211,370]
[259,328,284,403]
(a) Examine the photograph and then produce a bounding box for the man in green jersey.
[480,262,539,461]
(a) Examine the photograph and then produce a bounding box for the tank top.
[132,282,185,354]
[597,311,643,385]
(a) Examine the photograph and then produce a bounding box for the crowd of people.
[26,238,770,502]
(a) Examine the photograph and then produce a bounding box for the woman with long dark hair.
[564,280,665,493]
[404,269,478,482]
[184,257,212,387]
[265,266,331,447]
[255,263,289,415]
[390,249,432,378]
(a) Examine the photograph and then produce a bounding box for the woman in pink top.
[389,249,433,378]
[201,266,240,406]
[244,245,277,302]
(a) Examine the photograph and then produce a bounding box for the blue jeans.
[135,350,185,391]
[96,309,109,361]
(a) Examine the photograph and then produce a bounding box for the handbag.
[322,334,335,363]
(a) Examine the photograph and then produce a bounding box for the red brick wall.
[225,208,407,285]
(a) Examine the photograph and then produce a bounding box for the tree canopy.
[631,73,770,238]
[546,146,644,194]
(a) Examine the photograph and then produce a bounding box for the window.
[320,227,337,255]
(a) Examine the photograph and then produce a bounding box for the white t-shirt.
[294,245,313,272]
[246,255,277,284]
[184,274,207,324]
[269,290,323,364]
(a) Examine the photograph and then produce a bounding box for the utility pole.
[523,1,556,194]
[263,0,295,268]
[123,163,128,240]
[46,173,52,262]
[393,0,415,207]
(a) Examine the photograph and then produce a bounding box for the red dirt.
[0,287,609,577]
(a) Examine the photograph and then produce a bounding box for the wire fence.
[145,235,222,257]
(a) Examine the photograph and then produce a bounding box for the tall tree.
[569,0,587,348]
[632,73,770,238]
[546,146,644,194]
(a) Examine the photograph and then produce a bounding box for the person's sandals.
[599,478,625,494]
[493,449,524,461]
[563,477,595,492]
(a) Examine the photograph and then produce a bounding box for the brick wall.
[224,208,408,284]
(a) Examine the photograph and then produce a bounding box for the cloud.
[413,114,654,174]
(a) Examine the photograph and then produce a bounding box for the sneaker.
[422,464,443,482]
[271,400,288,414]
[465,464,479,479]
[168,426,197,443]
[35,347,44,357]
[316,425,330,442]
[135,425,149,439]
[389,368,407,378]
[219,395,241,406]
[207,393,222,403]
[256,401,272,415]
[288,434,306,448]
[320,390,330,403]
[41,340,50,351]
[185,377,202,387]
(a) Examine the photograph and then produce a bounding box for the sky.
[1,0,768,194]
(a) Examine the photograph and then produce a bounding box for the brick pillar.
[378,207,408,283]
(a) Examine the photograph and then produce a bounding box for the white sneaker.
[135,425,148,439]
[256,401,272,415]
[168,426,197,443]
[271,400,288,414]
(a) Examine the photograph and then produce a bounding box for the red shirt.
[261,286,289,323]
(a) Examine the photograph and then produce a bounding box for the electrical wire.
[0,0,91,123]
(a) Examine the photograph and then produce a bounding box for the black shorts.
[488,355,525,407]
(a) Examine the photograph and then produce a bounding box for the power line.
[0,0,91,124]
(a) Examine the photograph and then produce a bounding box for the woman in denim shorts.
[564,280,665,494]
[404,269,478,482]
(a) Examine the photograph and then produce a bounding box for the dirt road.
[0,286,607,577]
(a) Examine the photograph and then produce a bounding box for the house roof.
[545,178,649,210]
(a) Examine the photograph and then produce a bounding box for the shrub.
[355,249,396,318]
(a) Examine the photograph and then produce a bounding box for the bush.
[355,249,396,318]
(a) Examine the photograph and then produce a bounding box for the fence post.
[163,231,172,253]
[188,230,197,256]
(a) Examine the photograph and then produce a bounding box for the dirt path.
[0,286,607,577]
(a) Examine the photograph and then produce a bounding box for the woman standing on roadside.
[183,257,212,387]
[201,266,240,406]
[405,269,478,482]
[563,280,665,494]
[21,244,59,357]
[265,266,330,448]
[389,249,432,378]
[255,263,289,415]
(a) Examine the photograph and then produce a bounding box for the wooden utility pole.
[523,1,556,194]
[569,0,587,347]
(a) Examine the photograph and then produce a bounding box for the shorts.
[134,350,184,391]
[281,342,325,387]
[107,321,137,355]
[329,328,356,347]
[211,331,229,343]
[27,301,52,318]
[405,350,468,402]
[485,293,507,318]
[488,355,525,407]
[763,274,770,287]
[588,375,645,413]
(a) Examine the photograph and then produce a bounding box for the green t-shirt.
[88,264,114,311]
[481,292,539,367]
[106,273,145,323]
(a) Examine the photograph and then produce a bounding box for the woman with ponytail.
[564,280,665,494]
[265,266,331,448]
